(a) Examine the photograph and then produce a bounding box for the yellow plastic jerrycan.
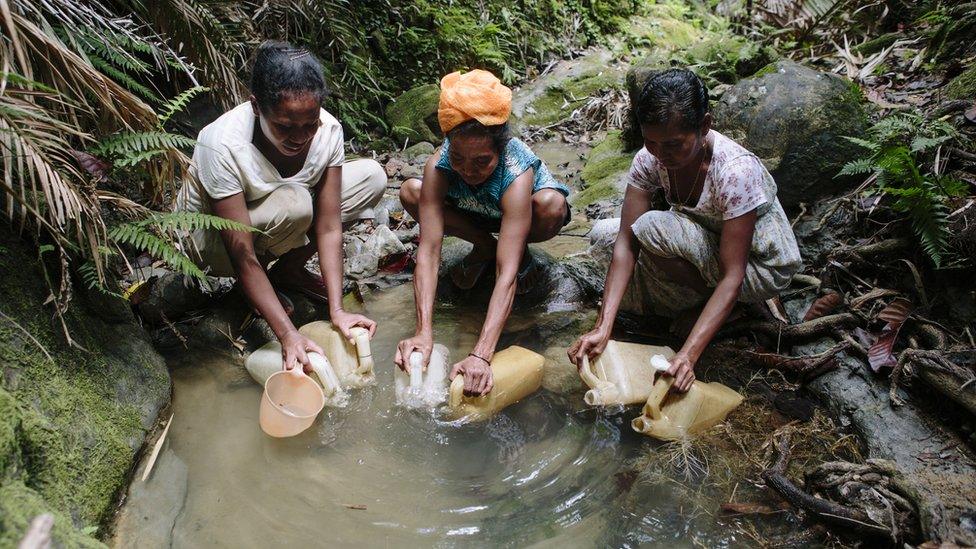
[448,346,544,422]
[298,321,374,388]
[631,355,744,440]
[580,340,676,406]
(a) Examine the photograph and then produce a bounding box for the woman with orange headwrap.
[394,69,570,397]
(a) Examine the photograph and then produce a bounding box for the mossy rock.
[713,60,869,210]
[945,64,976,101]
[385,83,441,145]
[0,482,104,548]
[622,33,774,149]
[573,130,632,209]
[522,70,623,127]
[0,230,170,543]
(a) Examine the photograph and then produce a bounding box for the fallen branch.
[762,433,894,541]
[723,313,857,340]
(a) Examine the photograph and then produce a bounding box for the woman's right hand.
[568,326,611,368]
[280,330,325,374]
[395,333,433,373]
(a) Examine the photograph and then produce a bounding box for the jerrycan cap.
[650,354,671,372]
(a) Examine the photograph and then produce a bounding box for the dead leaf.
[765,296,789,324]
[70,149,111,182]
[803,292,842,321]
[868,298,913,372]
[342,504,367,510]
[877,297,912,325]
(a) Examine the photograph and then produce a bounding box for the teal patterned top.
[435,137,569,219]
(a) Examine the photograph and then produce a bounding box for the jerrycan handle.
[449,375,465,407]
[408,351,424,388]
[643,355,675,421]
[307,352,341,397]
[579,354,602,388]
[350,327,373,375]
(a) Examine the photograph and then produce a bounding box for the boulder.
[385,84,441,145]
[713,60,870,210]
[0,231,170,546]
[137,272,213,325]
[402,141,435,162]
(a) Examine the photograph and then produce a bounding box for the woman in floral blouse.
[569,68,801,392]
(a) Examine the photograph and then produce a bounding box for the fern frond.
[841,136,881,152]
[112,149,169,168]
[88,56,161,103]
[108,223,206,280]
[910,135,951,153]
[139,211,257,233]
[93,131,196,157]
[78,261,122,297]
[837,158,877,177]
[158,86,210,125]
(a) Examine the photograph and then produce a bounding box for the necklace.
[667,134,711,207]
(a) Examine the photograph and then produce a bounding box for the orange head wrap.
[437,69,513,134]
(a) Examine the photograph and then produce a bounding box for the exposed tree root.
[723,313,857,341]
[762,433,898,542]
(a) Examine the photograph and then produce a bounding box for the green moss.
[573,130,632,208]
[752,62,781,78]
[0,232,169,540]
[0,388,18,476]
[523,70,622,126]
[945,64,976,101]
[385,83,441,144]
[679,34,776,85]
[0,481,104,548]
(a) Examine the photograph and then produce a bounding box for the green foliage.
[108,212,256,281]
[839,113,967,267]
[158,86,210,125]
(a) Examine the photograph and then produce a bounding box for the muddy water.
[113,284,760,548]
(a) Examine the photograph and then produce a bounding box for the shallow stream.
[113,284,777,548]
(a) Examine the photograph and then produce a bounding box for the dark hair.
[635,68,709,131]
[447,119,511,154]
[250,40,328,111]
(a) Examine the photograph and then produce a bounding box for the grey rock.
[402,141,435,161]
[347,253,379,280]
[113,449,188,549]
[713,60,870,210]
[138,272,213,325]
[365,224,407,259]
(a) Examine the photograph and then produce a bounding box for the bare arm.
[394,154,447,369]
[211,193,322,370]
[312,166,376,339]
[569,184,654,365]
[448,170,534,396]
[667,209,756,390]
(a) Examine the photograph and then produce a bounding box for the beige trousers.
[188,158,386,277]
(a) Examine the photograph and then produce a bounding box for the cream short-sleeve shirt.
[177,102,345,213]
[627,130,774,221]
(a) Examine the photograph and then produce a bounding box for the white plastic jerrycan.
[395,344,450,408]
[245,343,349,408]
[631,355,744,440]
[298,321,374,388]
[579,340,676,406]
[448,346,545,422]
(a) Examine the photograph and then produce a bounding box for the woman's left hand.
[330,308,377,341]
[449,355,494,396]
[666,352,697,393]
